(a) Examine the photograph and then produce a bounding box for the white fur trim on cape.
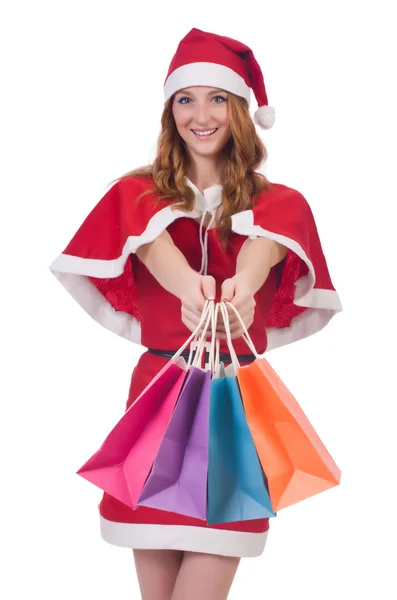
[231,209,342,352]
[254,105,276,130]
[49,205,203,345]
[100,516,269,558]
[50,199,341,351]
[51,271,142,343]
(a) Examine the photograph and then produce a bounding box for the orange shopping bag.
[222,302,341,512]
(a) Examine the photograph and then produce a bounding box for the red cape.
[49,176,342,351]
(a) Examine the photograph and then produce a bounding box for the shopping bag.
[136,301,216,518]
[224,302,342,512]
[136,367,211,519]
[77,299,214,508]
[76,357,187,507]
[207,355,276,525]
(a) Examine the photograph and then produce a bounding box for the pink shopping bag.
[77,299,214,508]
[76,356,187,508]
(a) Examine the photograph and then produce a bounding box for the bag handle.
[206,302,220,373]
[217,302,241,370]
[171,299,261,373]
[191,301,215,369]
[193,301,226,374]
[217,301,262,369]
[207,301,258,374]
[224,301,261,359]
[171,299,214,364]
[211,302,223,374]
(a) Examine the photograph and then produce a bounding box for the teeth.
[192,128,217,136]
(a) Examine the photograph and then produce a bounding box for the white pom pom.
[253,105,275,130]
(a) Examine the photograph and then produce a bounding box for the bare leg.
[133,549,184,600]
[171,551,241,600]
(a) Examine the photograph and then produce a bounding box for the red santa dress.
[49,175,342,557]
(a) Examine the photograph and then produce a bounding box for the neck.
[187,153,224,192]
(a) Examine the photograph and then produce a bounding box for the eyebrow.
[177,88,227,96]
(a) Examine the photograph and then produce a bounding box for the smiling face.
[172,86,232,161]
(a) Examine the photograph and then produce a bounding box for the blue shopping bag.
[207,365,276,525]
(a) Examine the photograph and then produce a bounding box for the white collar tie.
[185,177,223,275]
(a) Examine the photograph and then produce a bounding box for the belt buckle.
[190,340,212,367]
[203,341,212,369]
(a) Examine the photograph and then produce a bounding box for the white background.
[2,1,396,598]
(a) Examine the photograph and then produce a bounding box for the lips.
[191,128,218,139]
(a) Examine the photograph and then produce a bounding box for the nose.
[192,102,214,126]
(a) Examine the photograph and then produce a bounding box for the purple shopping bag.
[136,366,211,520]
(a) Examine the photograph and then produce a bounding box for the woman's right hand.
[180,274,217,336]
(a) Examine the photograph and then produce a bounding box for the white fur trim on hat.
[253,105,275,130]
[164,62,251,106]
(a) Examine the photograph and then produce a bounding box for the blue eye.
[177,95,227,104]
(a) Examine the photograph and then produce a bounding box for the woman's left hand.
[217,275,256,340]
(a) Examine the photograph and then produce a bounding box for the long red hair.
[109,92,271,250]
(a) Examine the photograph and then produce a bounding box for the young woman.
[49,27,342,600]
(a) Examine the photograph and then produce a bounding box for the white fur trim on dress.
[164,62,251,106]
[100,515,269,558]
[231,210,343,352]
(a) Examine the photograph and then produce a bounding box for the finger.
[182,316,199,334]
[182,305,209,325]
[215,315,227,330]
[230,312,252,331]
[225,299,255,318]
[217,304,240,325]
[181,308,203,329]
[182,313,211,336]
[222,307,251,330]
[219,303,240,327]
[230,329,244,340]
[213,333,228,340]
[229,319,253,336]
[221,277,237,302]
[201,275,216,301]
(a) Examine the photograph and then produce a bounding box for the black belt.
[147,347,257,363]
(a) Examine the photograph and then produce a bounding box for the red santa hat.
[164,28,275,130]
